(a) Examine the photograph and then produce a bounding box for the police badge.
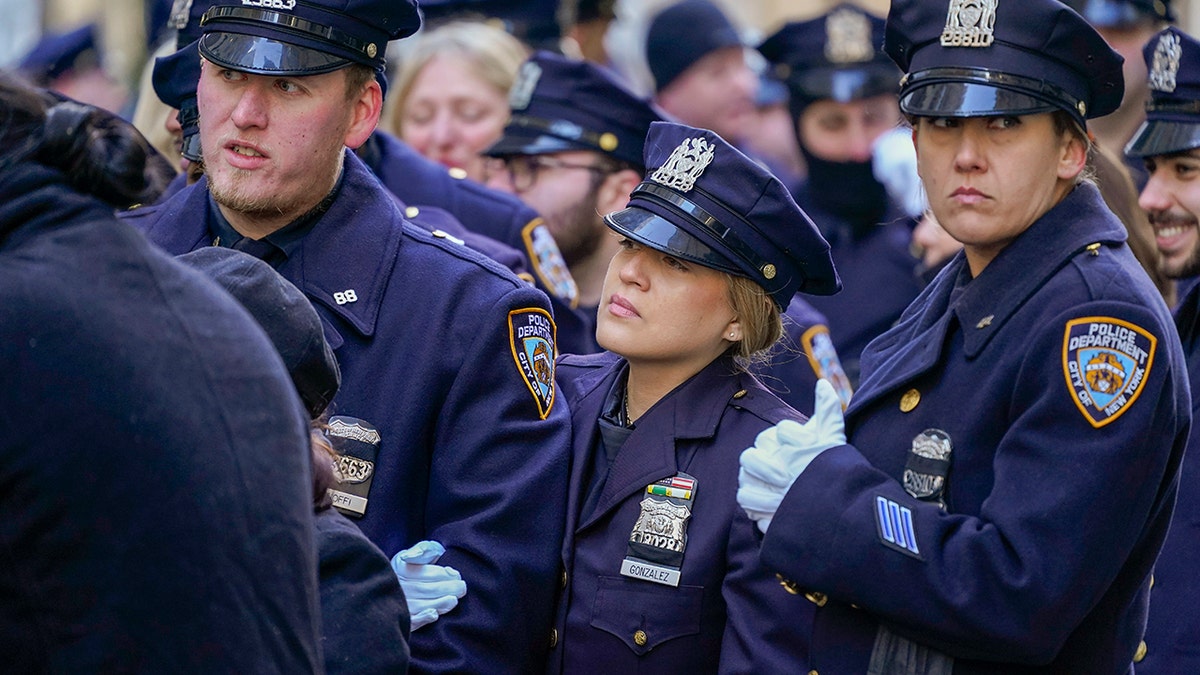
[509,61,543,110]
[620,474,697,587]
[825,6,874,64]
[1063,317,1157,428]
[940,0,997,48]
[650,137,715,192]
[1149,32,1182,93]
[903,429,952,509]
[326,416,381,518]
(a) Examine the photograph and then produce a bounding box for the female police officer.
[737,0,1190,672]
[546,120,841,672]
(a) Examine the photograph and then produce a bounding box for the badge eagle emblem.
[1149,32,1182,93]
[825,7,874,64]
[940,0,997,48]
[169,0,194,28]
[651,137,715,192]
[1063,317,1157,428]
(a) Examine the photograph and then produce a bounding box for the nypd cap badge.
[509,308,557,419]
[1062,317,1157,428]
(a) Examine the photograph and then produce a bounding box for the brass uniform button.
[549,629,558,648]
[733,389,747,399]
[561,570,568,589]
[804,591,828,607]
[900,389,920,412]
[405,206,420,218]
[775,573,800,595]
[599,132,619,152]
[1134,640,1147,663]
[1149,574,1155,590]
[808,670,819,675]
[633,629,648,646]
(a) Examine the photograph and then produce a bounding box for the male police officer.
[122,1,571,672]
[484,51,659,340]
[1126,25,1200,673]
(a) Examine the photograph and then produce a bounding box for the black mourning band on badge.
[201,6,377,59]
[630,182,775,280]
[901,67,1081,118]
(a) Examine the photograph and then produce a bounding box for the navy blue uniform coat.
[761,183,1190,673]
[122,150,571,674]
[549,352,814,673]
[1,164,323,672]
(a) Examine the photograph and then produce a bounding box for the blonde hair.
[726,274,784,370]
[384,20,529,135]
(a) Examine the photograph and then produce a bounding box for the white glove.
[872,126,926,219]
[737,379,847,533]
[390,540,467,631]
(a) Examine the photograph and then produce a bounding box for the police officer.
[483,50,659,350]
[0,73,322,671]
[550,120,841,672]
[1125,25,1200,673]
[737,0,1190,672]
[120,2,571,672]
[758,4,924,387]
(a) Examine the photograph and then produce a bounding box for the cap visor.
[901,81,1057,118]
[484,127,594,158]
[795,65,899,104]
[199,32,348,76]
[1125,120,1200,158]
[604,206,741,275]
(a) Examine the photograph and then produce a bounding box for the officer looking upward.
[737,0,1190,671]
[1125,24,1200,673]
[121,1,571,672]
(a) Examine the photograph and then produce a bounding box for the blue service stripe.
[900,506,920,554]
[876,496,896,543]
[889,502,907,549]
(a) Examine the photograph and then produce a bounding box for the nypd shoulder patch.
[874,495,922,559]
[801,324,854,408]
[509,308,557,419]
[1062,317,1157,428]
[522,220,579,307]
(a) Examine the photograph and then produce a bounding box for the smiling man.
[121,1,570,672]
[1126,25,1200,674]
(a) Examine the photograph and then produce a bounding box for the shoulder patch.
[522,219,579,307]
[801,324,854,408]
[1062,316,1157,428]
[509,308,557,419]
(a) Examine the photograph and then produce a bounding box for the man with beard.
[1126,24,1200,673]
[484,51,659,353]
[120,1,571,672]
[758,4,924,386]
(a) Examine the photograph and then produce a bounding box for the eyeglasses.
[489,155,614,192]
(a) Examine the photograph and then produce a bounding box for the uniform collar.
[950,182,1126,358]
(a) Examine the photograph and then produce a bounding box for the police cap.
[1062,0,1174,28]
[758,4,899,109]
[606,121,840,310]
[885,0,1124,129]
[152,40,203,162]
[177,246,340,419]
[197,0,421,79]
[645,0,742,92]
[1126,27,1200,158]
[485,51,662,169]
[420,0,563,51]
[19,24,102,85]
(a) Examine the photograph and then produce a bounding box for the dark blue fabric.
[549,352,815,673]
[760,183,1189,672]
[1,164,322,673]
[122,149,571,674]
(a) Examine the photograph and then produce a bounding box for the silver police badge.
[825,7,873,64]
[1150,32,1182,93]
[903,429,952,508]
[509,61,542,110]
[651,137,715,193]
[620,473,697,587]
[940,0,997,48]
[326,416,382,518]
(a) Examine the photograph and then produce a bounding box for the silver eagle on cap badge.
[651,137,715,192]
[826,7,873,64]
[940,0,997,48]
[509,61,542,110]
[169,0,194,29]
[1149,32,1182,93]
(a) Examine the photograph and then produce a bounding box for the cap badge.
[509,62,543,111]
[1149,32,1181,93]
[825,7,873,64]
[169,0,194,29]
[651,137,715,192]
[940,0,997,48]
[241,0,297,9]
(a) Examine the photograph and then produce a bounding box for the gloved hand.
[390,540,467,631]
[737,379,847,534]
[872,126,927,219]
